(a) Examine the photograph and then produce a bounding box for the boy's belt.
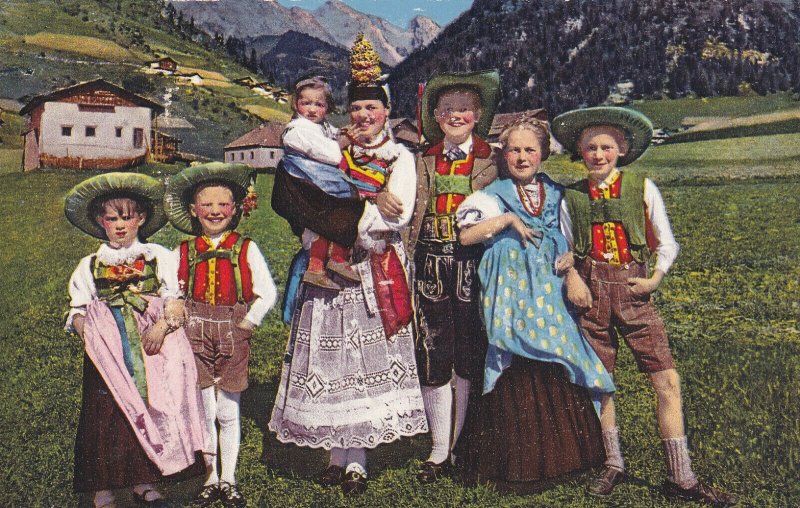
[420,213,458,242]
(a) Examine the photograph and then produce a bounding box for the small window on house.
[85,126,96,137]
[61,126,72,136]
[115,127,123,138]
[250,151,254,159]
[240,152,244,160]
[270,150,275,158]
[133,128,144,149]
[229,153,234,161]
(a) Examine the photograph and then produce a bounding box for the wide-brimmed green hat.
[552,107,653,166]
[164,162,254,235]
[64,172,166,240]
[420,70,501,144]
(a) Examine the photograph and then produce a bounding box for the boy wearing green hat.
[396,70,500,483]
[164,163,278,508]
[553,107,736,506]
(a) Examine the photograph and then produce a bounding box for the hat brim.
[64,172,167,240]
[552,107,653,166]
[421,70,500,144]
[164,162,254,235]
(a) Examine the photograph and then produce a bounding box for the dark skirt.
[74,355,204,492]
[455,356,605,494]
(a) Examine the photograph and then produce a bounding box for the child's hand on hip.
[627,270,665,297]
[237,319,255,332]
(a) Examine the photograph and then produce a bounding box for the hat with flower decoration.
[164,162,257,235]
[348,33,389,106]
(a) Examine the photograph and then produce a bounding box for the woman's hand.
[376,191,404,220]
[565,269,593,310]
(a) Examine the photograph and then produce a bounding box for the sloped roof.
[20,79,163,115]
[225,122,285,149]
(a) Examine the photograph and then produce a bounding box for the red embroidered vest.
[178,231,254,305]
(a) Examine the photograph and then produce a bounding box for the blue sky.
[275,0,472,27]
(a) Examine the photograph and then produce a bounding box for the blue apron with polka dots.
[477,176,614,415]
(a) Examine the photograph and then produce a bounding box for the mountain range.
[388,0,800,119]
[169,0,440,67]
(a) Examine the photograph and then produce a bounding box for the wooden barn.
[20,79,164,172]
[151,130,181,163]
[224,122,285,171]
[148,56,178,74]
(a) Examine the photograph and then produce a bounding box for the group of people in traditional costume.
[64,35,737,507]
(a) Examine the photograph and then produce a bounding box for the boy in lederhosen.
[553,107,736,506]
[165,163,277,508]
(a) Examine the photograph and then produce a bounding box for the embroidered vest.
[93,255,160,308]
[432,149,475,214]
[565,171,650,264]
[178,231,254,305]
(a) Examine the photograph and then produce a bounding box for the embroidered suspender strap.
[434,174,472,196]
[186,239,197,298]
[230,235,247,304]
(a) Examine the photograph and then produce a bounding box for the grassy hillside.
[1,131,799,506]
[631,92,800,130]
[0,0,291,159]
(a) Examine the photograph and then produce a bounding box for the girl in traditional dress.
[65,173,207,507]
[453,119,615,493]
[269,36,427,496]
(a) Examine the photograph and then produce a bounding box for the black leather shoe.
[132,489,167,507]
[587,466,626,496]
[663,480,738,506]
[189,483,221,507]
[341,471,367,496]
[416,459,451,484]
[219,482,247,508]
[319,465,346,487]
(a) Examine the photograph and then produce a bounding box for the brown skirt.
[455,356,605,494]
[74,355,204,492]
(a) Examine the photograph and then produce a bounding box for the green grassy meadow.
[1,130,799,508]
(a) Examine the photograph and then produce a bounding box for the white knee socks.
[452,374,471,451]
[421,383,452,464]
[200,387,219,485]
[217,389,242,485]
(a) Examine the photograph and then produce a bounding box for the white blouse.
[281,116,343,166]
[355,136,417,251]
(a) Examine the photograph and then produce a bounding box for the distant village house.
[176,73,204,86]
[224,122,285,171]
[148,56,178,74]
[20,79,165,172]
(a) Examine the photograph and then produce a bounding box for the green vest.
[564,171,650,264]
